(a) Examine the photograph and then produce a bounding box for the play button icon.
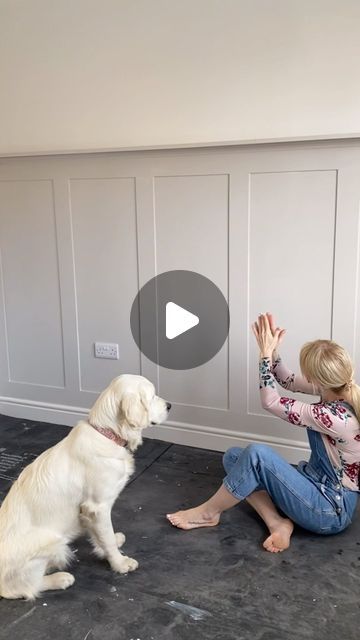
[166,302,199,340]
[130,270,229,370]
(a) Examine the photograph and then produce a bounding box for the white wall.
[1,141,360,463]
[1,0,360,156]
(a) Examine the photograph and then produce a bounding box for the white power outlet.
[94,342,119,360]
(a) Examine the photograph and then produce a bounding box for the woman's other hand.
[252,314,284,359]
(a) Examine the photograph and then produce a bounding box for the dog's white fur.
[0,374,169,600]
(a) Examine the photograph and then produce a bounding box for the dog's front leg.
[80,501,138,574]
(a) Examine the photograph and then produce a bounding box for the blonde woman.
[167,313,360,552]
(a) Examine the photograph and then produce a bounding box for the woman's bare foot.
[263,518,294,553]
[167,505,220,530]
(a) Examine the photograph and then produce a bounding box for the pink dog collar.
[89,423,127,447]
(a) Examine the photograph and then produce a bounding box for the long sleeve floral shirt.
[259,356,360,491]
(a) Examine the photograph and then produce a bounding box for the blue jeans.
[223,429,358,534]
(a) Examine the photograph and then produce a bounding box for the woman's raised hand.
[266,313,286,353]
[252,313,286,359]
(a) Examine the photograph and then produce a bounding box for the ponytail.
[348,384,360,424]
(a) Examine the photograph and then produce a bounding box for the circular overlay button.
[130,270,229,370]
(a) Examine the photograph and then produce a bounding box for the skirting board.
[0,397,310,465]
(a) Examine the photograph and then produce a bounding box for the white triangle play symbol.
[166,302,199,340]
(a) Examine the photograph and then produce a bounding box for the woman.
[167,313,360,552]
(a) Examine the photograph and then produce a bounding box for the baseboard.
[0,396,310,464]
[148,422,310,463]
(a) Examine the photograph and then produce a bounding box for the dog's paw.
[123,556,138,573]
[52,572,75,590]
[111,556,139,574]
[114,532,126,548]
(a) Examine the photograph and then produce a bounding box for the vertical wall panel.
[248,170,337,415]
[331,167,360,379]
[153,174,229,409]
[70,178,140,392]
[0,179,65,387]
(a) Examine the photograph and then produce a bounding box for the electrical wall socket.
[94,342,119,360]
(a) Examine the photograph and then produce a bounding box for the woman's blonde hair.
[300,339,360,423]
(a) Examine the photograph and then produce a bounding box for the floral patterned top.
[259,355,360,491]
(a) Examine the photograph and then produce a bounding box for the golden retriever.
[0,374,170,600]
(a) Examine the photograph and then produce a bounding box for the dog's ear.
[120,392,148,429]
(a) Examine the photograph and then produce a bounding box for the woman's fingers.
[266,313,286,345]
[251,324,260,348]
[251,323,259,339]
[252,315,285,350]
[258,314,266,333]
[258,313,271,335]
[263,314,271,332]
[266,312,276,336]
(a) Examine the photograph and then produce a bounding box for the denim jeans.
[223,428,358,534]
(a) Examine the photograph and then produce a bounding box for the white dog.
[0,374,170,600]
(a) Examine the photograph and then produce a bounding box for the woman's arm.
[271,353,319,396]
[252,315,345,435]
[259,357,344,436]
[252,313,318,395]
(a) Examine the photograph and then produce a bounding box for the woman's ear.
[120,392,148,429]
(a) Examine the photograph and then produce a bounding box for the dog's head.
[89,374,171,451]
